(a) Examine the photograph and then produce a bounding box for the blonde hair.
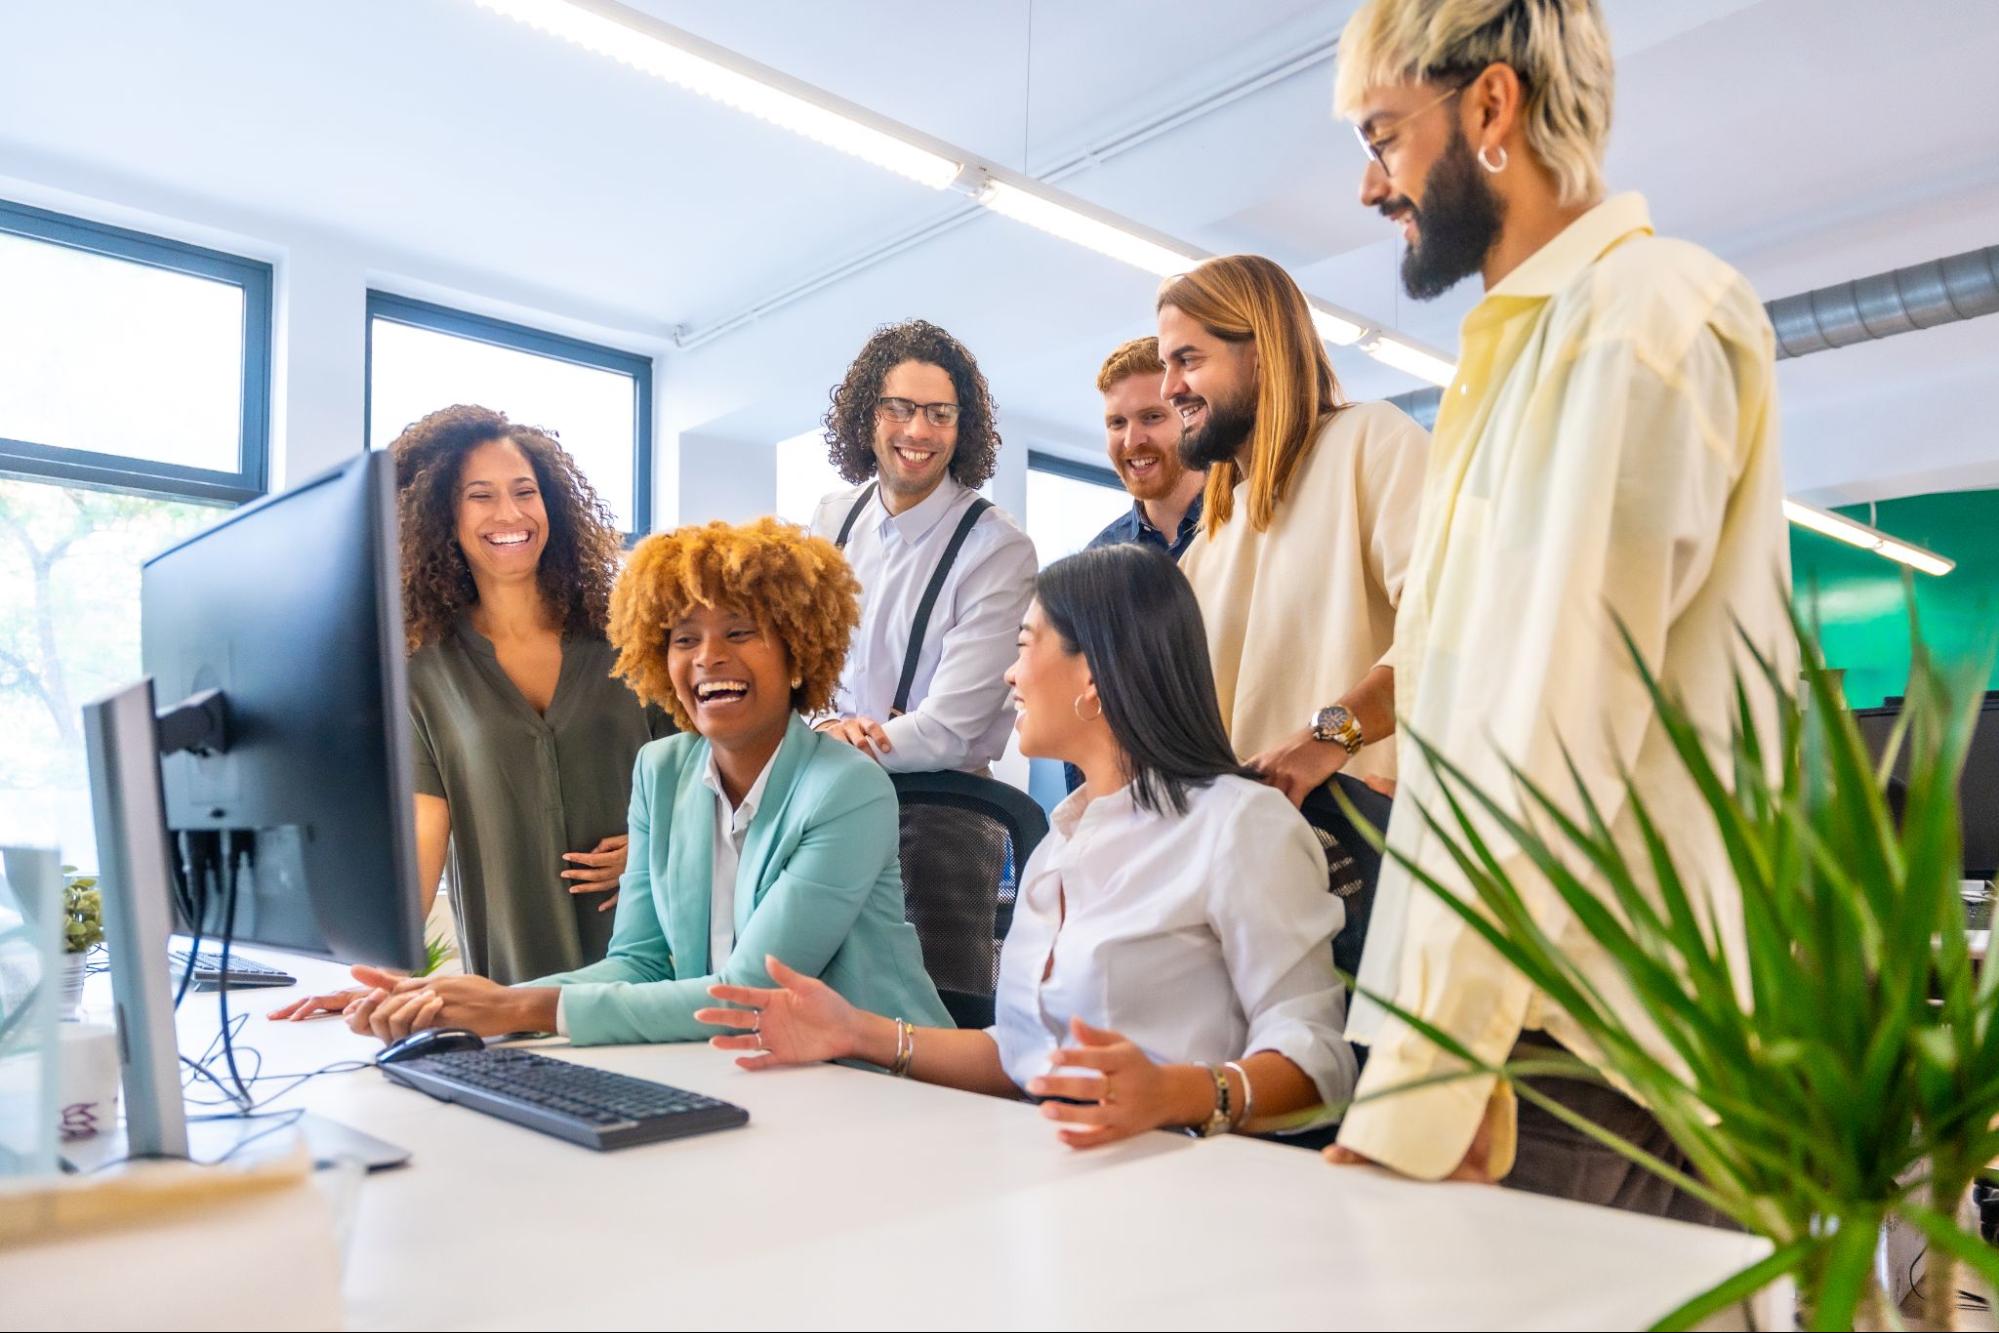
[1333,0,1614,207]
[609,518,860,732]
[1155,255,1341,536]
[1096,336,1165,394]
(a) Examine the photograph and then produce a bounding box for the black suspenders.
[833,483,994,716]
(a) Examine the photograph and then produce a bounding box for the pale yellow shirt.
[1338,194,1794,1180]
[1180,401,1428,785]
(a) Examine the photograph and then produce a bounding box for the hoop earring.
[1477,144,1508,174]
[1072,693,1102,723]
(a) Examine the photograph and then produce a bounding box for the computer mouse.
[375,1026,485,1065]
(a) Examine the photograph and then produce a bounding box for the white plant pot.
[58,952,87,1021]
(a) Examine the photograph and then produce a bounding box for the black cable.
[170,831,208,1011]
[213,830,255,1110]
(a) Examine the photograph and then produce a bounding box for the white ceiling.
[2,0,1997,503]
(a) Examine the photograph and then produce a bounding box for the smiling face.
[1003,598,1100,764]
[454,436,549,588]
[870,359,960,505]
[1156,303,1258,471]
[1354,80,1505,301]
[665,603,796,752]
[1101,371,1192,504]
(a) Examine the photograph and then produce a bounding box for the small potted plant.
[59,868,102,1021]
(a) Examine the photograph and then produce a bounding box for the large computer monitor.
[84,449,423,1158]
[1854,690,1999,881]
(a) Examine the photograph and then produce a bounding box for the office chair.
[1299,773,1392,982]
[889,771,1049,1030]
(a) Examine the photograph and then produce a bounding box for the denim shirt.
[1085,492,1205,561]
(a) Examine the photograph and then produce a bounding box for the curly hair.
[609,518,861,732]
[389,404,624,653]
[821,319,1001,489]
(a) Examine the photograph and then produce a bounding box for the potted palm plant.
[1341,604,1998,1330]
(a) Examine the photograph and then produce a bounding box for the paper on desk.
[0,1141,343,1329]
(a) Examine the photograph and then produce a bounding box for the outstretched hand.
[695,956,863,1069]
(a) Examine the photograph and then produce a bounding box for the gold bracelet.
[890,1018,915,1077]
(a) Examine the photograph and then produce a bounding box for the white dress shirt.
[991,774,1356,1116]
[809,476,1037,774]
[553,745,777,1037]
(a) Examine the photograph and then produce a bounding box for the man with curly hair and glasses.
[1324,0,1791,1224]
[807,319,1036,776]
[338,518,952,1046]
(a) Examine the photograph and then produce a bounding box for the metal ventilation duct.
[1384,242,1999,429]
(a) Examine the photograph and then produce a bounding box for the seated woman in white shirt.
[695,542,1354,1146]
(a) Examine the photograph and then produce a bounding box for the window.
[774,429,845,527]
[0,200,271,871]
[366,293,653,535]
[0,199,271,503]
[1025,451,1129,565]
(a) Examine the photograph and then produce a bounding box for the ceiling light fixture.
[472,0,965,189]
[974,180,1200,278]
[1360,332,1457,387]
[478,0,1434,365]
[1782,498,1954,575]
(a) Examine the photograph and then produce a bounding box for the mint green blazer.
[528,714,951,1044]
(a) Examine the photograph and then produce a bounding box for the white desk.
[158,956,1776,1331]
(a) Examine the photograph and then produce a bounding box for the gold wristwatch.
[1311,703,1364,755]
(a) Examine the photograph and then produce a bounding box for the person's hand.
[815,716,893,763]
[695,956,865,1069]
[267,986,365,1022]
[1027,1017,1204,1150]
[1248,726,1351,808]
[563,834,628,912]
[1324,1104,1501,1183]
[342,966,554,1043]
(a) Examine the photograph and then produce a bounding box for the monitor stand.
[81,678,406,1169]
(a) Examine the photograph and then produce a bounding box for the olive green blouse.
[408,617,673,984]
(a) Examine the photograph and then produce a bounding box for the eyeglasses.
[1353,77,1476,173]
[877,396,962,428]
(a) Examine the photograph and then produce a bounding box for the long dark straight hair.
[1035,543,1253,816]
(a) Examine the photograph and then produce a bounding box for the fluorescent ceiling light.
[1308,305,1368,347]
[473,0,963,189]
[1362,332,1457,387]
[976,180,1200,278]
[1782,498,1954,575]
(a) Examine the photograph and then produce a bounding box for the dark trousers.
[1504,1039,1733,1228]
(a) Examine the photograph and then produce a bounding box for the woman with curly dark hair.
[338,519,951,1047]
[271,405,670,1017]
[806,320,1036,776]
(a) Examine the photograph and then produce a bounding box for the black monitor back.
[1855,691,1999,881]
[141,451,423,968]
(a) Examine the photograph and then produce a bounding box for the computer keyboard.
[378,1047,750,1150]
[169,947,297,989]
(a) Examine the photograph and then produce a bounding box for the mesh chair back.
[1298,773,1392,981]
[889,772,1049,1030]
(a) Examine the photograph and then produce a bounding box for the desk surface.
[161,955,1774,1331]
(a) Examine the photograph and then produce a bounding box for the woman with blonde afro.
[342,518,952,1046]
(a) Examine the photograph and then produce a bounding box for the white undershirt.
[550,743,777,1038]
[700,744,778,971]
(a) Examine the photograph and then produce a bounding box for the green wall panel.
[1789,488,1999,707]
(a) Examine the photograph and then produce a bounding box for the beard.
[1397,124,1506,301]
[1176,382,1257,470]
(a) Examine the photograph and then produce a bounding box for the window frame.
[364,291,655,537]
[1027,448,1121,492]
[0,198,273,506]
